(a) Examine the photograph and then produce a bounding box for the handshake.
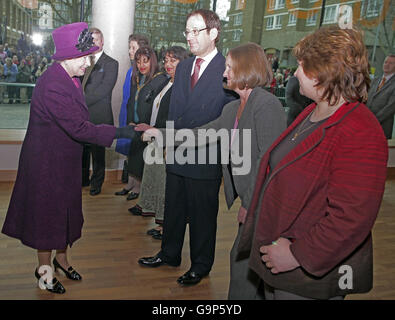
[115,124,138,140]
[115,123,160,141]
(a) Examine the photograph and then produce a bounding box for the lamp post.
[80,0,85,22]
[319,0,326,28]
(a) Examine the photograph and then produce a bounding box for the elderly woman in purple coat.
[1,23,135,294]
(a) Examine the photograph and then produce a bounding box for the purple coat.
[2,62,116,250]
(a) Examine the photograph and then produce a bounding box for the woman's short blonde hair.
[228,42,272,90]
[293,26,370,105]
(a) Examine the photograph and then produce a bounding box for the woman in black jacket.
[116,46,168,200]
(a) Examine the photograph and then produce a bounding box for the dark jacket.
[2,63,116,250]
[166,53,235,180]
[366,74,395,139]
[127,72,169,179]
[83,52,119,125]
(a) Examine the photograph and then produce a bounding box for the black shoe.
[35,268,66,294]
[177,270,204,286]
[115,188,131,196]
[89,186,101,196]
[152,233,162,240]
[138,254,178,268]
[127,192,139,201]
[128,204,142,215]
[53,258,82,281]
[146,228,160,236]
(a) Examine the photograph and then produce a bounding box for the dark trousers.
[159,172,221,275]
[82,144,106,188]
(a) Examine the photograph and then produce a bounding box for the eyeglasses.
[183,27,208,38]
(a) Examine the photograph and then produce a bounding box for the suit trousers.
[159,172,221,275]
[82,144,106,188]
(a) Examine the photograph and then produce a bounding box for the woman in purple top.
[1,22,135,294]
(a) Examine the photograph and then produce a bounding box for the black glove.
[115,125,137,139]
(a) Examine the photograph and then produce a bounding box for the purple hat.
[51,22,99,61]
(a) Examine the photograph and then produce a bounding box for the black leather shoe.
[115,188,131,196]
[138,255,166,267]
[89,187,101,196]
[127,192,139,201]
[35,268,66,294]
[152,233,162,240]
[177,270,204,286]
[128,204,142,215]
[53,258,82,281]
[146,228,160,236]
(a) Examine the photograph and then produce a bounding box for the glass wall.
[1,0,393,129]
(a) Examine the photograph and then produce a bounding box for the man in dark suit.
[138,9,234,285]
[285,75,313,126]
[367,54,395,139]
[81,27,119,195]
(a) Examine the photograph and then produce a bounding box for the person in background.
[34,58,48,78]
[81,27,119,195]
[129,46,189,242]
[366,54,395,139]
[238,26,388,300]
[17,59,32,103]
[285,75,313,126]
[3,57,18,104]
[115,34,149,182]
[1,22,136,295]
[115,46,168,201]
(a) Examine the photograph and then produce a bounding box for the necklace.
[291,111,318,141]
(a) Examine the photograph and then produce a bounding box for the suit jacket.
[366,74,395,139]
[167,52,235,180]
[83,52,119,125]
[285,76,313,126]
[2,63,116,250]
[238,101,388,299]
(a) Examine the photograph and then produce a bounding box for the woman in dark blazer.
[129,47,189,240]
[1,22,135,294]
[115,46,167,200]
[239,27,388,300]
[136,43,287,298]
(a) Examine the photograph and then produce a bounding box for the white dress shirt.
[190,47,218,79]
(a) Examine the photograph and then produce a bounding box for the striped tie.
[377,77,386,92]
[191,58,204,89]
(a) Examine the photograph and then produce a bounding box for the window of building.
[233,29,242,41]
[269,0,285,10]
[361,0,383,18]
[323,5,337,24]
[235,0,246,10]
[306,10,318,26]
[266,15,282,30]
[234,13,243,26]
[275,0,285,9]
[288,12,297,26]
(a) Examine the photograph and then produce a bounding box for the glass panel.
[1,0,394,129]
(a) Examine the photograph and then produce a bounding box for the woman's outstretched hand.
[134,123,153,132]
